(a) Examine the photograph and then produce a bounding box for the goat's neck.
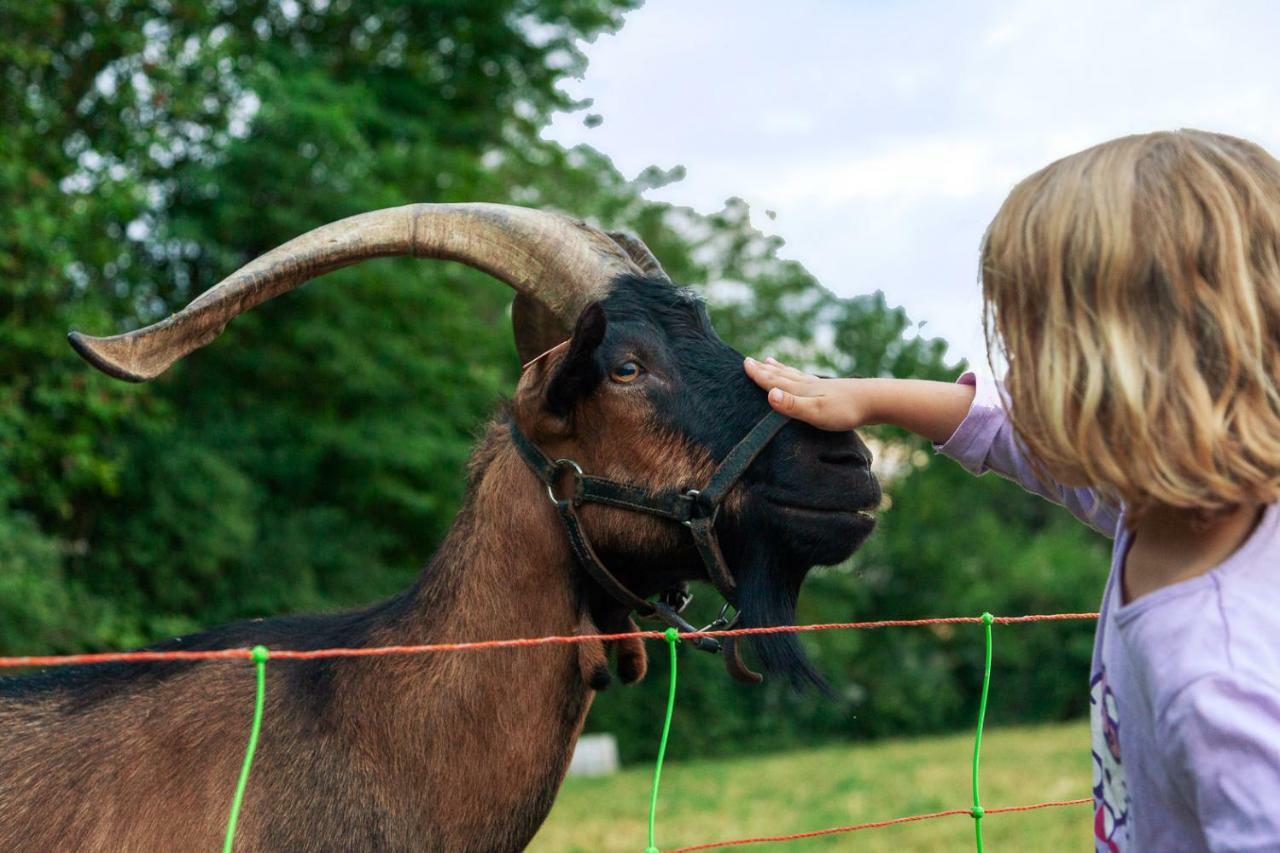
[345,428,591,849]
[382,425,582,646]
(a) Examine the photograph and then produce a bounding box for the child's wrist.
[849,377,891,427]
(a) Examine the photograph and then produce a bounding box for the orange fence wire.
[665,798,1093,852]
[0,612,1100,850]
[0,612,1099,668]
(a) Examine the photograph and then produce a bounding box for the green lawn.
[529,720,1092,852]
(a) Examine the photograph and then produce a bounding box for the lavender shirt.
[939,373,1280,852]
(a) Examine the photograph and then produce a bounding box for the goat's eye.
[610,360,643,383]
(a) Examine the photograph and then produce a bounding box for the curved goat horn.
[69,203,642,381]
[607,231,670,283]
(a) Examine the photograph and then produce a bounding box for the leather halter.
[508,410,790,684]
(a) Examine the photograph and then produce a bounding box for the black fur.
[582,275,881,690]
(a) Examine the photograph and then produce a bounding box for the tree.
[2,0,1104,759]
[0,0,638,649]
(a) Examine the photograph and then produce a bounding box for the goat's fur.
[0,276,880,851]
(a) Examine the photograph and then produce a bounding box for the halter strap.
[699,410,790,505]
[507,409,790,679]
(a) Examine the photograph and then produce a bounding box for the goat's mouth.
[766,499,877,525]
[758,495,878,560]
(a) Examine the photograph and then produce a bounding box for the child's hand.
[743,357,867,431]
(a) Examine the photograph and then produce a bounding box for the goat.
[0,204,881,852]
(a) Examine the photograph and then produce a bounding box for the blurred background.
[3,1,1273,849]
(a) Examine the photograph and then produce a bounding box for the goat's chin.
[735,552,831,695]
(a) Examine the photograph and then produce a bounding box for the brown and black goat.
[0,205,881,852]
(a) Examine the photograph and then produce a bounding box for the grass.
[528,720,1091,852]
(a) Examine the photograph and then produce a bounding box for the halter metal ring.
[678,488,714,527]
[546,458,585,506]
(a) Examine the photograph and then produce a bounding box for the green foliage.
[1,0,635,647]
[0,513,76,654]
[1,0,1104,759]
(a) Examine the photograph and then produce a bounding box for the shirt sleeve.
[934,372,1120,538]
[1162,673,1280,851]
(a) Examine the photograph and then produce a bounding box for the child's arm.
[744,357,1121,537]
[743,357,975,441]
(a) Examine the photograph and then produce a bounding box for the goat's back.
[0,607,406,851]
[0,589,592,852]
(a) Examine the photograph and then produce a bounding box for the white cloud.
[546,0,1280,366]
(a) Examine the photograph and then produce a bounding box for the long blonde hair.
[982,129,1280,519]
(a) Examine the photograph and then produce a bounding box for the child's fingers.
[743,356,771,388]
[767,387,827,424]
[764,358,814,382]
[745,357,818,393]
[744,356,796,391]
[753,370,817,396]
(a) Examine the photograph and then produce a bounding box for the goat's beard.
[734,545,831,694]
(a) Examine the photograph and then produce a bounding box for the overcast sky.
[544,0,1280,367]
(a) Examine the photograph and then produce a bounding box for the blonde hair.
[982,129,1280,519]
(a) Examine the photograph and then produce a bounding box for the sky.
[545,0,1280,367]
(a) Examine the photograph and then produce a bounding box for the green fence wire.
[970,612,995,852]
[208,612,1075,852]
[646,628,682,853]
[646,612,1010,853]
[223,645,269,853]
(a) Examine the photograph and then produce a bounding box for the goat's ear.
[545,302,607,417]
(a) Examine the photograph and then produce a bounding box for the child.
[745,130,1280,852]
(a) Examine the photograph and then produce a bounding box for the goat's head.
[68,204,879,688]
[509,280,879,688]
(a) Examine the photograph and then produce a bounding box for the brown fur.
[0,347,711,851]
[521,347,727,555]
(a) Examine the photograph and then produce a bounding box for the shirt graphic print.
[1091,666,1129,851]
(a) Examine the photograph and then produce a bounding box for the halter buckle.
[699,602,734,633]
[651,601,722,654]
[545,458,585,506]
